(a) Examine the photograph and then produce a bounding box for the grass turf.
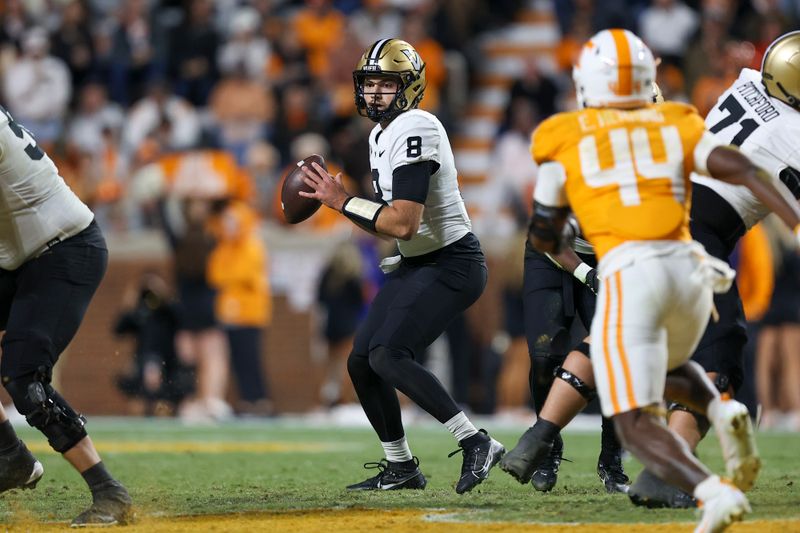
[1,418,799,525]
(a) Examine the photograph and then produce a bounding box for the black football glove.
[584,268,599,294]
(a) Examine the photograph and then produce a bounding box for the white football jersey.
[0,107,93,270]
[368,109,470,257]
[691,68,800,229]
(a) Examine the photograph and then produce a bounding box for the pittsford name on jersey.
[692,68,800,229]
[368,109,470,257]
[0,107,93,270]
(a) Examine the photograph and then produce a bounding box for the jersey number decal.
[406,136,422,158]
[578,125,685,206]
[0,106,44,161]
[709,94,759,147]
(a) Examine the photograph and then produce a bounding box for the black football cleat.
[499,427,554,486]
[450,429,505,494]
[597,452,630,494]
[346,457,426,491]
[531,434,563,492]
[70,480,134,527]
[628,469,697,509]
[0,439,44,494]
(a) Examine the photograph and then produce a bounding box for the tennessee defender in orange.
[505,30,800,533]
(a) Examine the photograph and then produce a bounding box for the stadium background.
[0,0,797,423]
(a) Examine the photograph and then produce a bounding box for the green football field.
[1,417,799,528]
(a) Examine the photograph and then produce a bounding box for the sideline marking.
[2,508,798,532]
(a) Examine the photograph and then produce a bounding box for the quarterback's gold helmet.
[353,38,426,122]
[762,31,800,110]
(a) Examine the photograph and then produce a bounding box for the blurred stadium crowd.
[1,0,799,429]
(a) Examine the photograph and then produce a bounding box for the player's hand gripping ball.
[280,154,327,223]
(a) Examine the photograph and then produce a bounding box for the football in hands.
[280,154,326,224]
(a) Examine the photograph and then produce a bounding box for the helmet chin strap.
[775,81,800,110]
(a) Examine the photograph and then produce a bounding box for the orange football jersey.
[531,102,707,259]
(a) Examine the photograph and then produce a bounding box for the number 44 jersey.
[0,107,93,270]
[368,109,471,257]
[692,67,800,230]
[530,101,724,260]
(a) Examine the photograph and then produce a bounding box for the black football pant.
[0,221,107,381]
[347,234,487,443]
[523,249,596,414]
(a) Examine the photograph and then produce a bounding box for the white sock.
[381,437,412,463]
[707,395,725,425]
[444,411,479,443]
[693,474,725,502]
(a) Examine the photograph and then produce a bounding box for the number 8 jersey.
[368,109,471,257]
[0,107,93,270]
[692,67,800,230]
[530,101,723,260]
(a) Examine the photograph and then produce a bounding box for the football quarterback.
[298,38,505,494]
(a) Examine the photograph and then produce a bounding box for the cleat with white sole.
[711,399,761,491]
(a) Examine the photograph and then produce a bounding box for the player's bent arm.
[705,144,800,237]
[528,161,570,254]
[546,247,600,294]
[374,200,423,240]
[341,197,422,240]
[343,161,433,240]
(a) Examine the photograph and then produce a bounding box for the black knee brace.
[666,401,711,435]
[3,367,87,453]
[554,366,597,402]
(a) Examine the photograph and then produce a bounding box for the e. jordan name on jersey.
[737,81,780,122]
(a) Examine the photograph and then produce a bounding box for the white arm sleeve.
[533,161,568,207]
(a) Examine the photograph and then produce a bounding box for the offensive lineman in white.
[299,38,505,494]
[630,30,800,507]
[0,105,132,525]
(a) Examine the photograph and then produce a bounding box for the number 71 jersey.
[692,67,800,230]
[531,101,714,260]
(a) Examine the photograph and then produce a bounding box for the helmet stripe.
[610,29,633,96]
[369,38,392,61]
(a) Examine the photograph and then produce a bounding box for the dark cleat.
[71,480,133,527]
[499,428,554,485]
[531,434,563,492]
[450,429,505,494]
[628,469,697,509]
[597,452,630,494]
[346,457,426,491]
[0,440,44,494]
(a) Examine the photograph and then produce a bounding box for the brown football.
[280,154,326,224]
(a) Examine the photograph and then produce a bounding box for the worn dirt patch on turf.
[3,509,797,532]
